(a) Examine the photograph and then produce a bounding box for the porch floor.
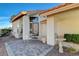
[1,35,79,56]
[5,40,53,56]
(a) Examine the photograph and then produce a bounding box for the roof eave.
[12,11,27,22]
[40,3,79,16]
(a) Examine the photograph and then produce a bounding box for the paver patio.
[5,40,53,56]
[1,36,79,56]
[0,39,8,56]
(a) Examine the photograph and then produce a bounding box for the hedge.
[64,34,79,44]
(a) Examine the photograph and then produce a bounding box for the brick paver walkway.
[1,36,79,56]
[0,39,8,56]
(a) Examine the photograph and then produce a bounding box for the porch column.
[23,15,30,40]
[47,16,55,46]
[39,16,47,37]
[39,16,42,37]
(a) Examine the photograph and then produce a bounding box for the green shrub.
[64,34,72,42]
[0,28,11,37]
[64,34,79,44]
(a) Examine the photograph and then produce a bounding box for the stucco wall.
[32,24,39,34]
[40,22,47,36]
[53,7,79,36]
[12,17,23,38]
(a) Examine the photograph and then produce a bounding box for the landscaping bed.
[63,42,79,53]
[62,34,79,53]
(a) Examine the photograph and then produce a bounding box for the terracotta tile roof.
[12,11,27,22]
[12,10,45,22]
[40,3,72,14]
[27,10,45,14]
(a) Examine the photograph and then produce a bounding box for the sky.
[0,3,61,29]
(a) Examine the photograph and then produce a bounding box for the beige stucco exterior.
[12,17,23,38]
[12,12,40,40]
[40,20,47,37]
[54,7,79,36]
[12,4,79,46]
[39,16,55,45]
[40,4,79,46]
